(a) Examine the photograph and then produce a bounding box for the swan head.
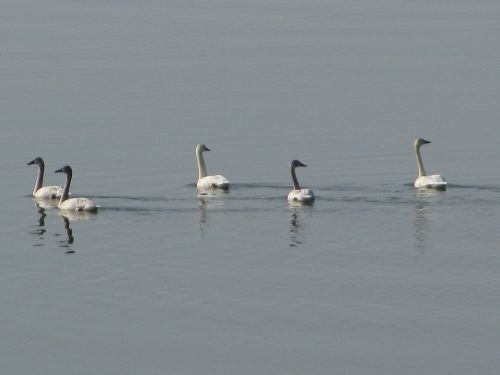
[196,144,211,153]
[291,160,307,168]
[414,138,431,148]
[27,157,44,166]
[55,165,73,175]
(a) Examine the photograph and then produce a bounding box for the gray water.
[1,1,500,373]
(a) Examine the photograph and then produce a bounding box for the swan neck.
[291,164,301,190]
[196,149,208,180]
[59,171,72,205]
[34,162,44,194]
[415,144,426,177]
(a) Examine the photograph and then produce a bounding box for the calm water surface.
[1,1,500,374]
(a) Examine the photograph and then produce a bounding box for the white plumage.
[27,157,63,199]
[195,144,230,190]
[288,160,315,203]
[413,138,447,191]
[197,175,230,190]
[55,165,98,212]
[288,188,315,202]
[33,185,64,200]
[414,174,447,190]
[58,197,98,212]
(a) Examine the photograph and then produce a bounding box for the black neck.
[291,164,301,190]
[35,162,45,191]
[60,171,72,203]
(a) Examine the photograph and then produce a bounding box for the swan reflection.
[30,204,47,246]
[29,199,95,253]
[196,187,230,198]
[413,188,443,253]
[413,202,427,253]
[33,197,59,210]
[59,216,74,253]
[197,195,228,236]
[198,198,208,236]
[29,199,58,246]
[57,211,94,253]
[289,203,313,247]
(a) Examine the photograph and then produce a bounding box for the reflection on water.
[30,199,58,247]
[288,202,313,248]
[198,198,208,236]
[413,202,427,253]
[29,199,96,253]
[59,211,94,222]
[196,188,230,198]
[30,205,47,247]
[58,211,95,254]
[197,195,228,237]
[59,216,75,253]
[33,198,59,210]
[413,188,445,253]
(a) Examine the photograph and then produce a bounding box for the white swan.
[288,160,315,202]
[195,144,230,190]
[27,157,63,199]
[414,138,447,190]
[55,165,98,212]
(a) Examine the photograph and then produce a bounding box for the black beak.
[54,168,63,173]
[205,147,211,151]
[27,160,35,166]
[422,139,431,144]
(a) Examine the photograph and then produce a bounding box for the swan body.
[195,144,229,190]
[197,175,230,190]
[33,186,64,200]
[414,174,447,190]
[288,160,315,202]
[27,157,63,199]
[55,165,98,212]
[413,138,447,190]
[58,197,98,212]
[288,188,315,202]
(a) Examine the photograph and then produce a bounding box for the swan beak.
[422,139,431,144]
[27,160,35,165]
[54,168,63,173]
[299,162,307,167]
[205,147,211,151]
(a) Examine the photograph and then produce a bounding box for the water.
[1,1,500,373]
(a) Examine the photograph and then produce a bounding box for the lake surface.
[1,1,500,374]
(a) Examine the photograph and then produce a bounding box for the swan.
[287,160,315,202]
[54,165,98,212]
[27,157,63,199]
[414,138,447,190]
[195,144,229,190]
